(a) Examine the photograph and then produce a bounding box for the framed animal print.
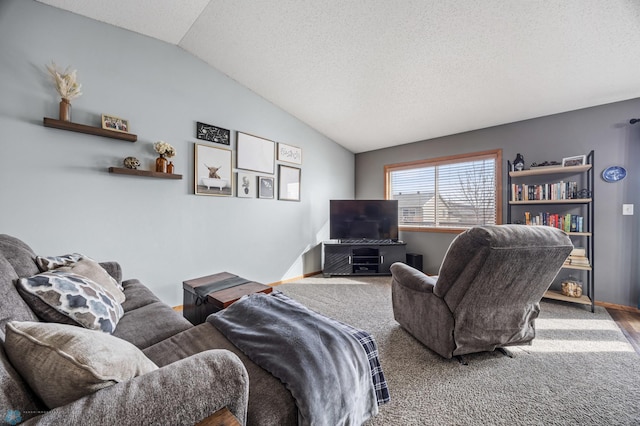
[194,143,233,196]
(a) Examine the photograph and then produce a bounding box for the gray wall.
[356,98,640,309]
[0,0,354,306]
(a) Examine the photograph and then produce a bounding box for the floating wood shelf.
[108,167,182,179]
[43,118,137,142]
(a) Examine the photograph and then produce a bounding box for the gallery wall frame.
[196,121,230,146]
[236,171,256,198]
[237,132,275,174]
[278,165,301,201]
[277,142,302,165]
[194,143,233,197]
[258,176,275,199]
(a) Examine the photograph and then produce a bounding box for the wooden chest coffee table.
[183,271,272,325]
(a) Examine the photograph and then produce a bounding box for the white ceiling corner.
[35,0,640,153]
[36,0,211,44]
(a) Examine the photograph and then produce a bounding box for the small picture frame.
[562,155,586,167]
[278,165,301,201]
[101,114,129,133]
[277,143,302,165]
[236,172,256,198]
[258,176,275,199]
[196,122,230,145]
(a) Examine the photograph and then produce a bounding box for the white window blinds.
[386,150,501,230]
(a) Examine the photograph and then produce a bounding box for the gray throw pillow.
[16,270,124,333]
[57,258,125,304]
[36,253,125,291]
[4,321,158,409]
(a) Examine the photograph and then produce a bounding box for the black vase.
[513,153,525,171]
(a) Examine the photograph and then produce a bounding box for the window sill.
[400,226,468,234]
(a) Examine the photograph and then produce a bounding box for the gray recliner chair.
[391,225,573,359]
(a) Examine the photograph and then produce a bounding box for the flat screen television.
[329,199,399,241]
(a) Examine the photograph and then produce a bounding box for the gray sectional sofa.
[0,234,297,425]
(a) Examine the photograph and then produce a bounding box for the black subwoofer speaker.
[405,253,423,272]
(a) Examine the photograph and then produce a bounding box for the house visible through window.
[385,149,502,232]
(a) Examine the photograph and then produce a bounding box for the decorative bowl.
[123,156,140,169]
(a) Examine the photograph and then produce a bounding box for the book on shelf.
[570,247,586,257]
[564,256,590,267]
[522,212,584,232]
[510,181,579,201]
[564,247,590,267]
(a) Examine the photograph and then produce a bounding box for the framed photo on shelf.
[194,143,233,197]
[101,114,129,133]
[236,172,256,198]
[237,132,275,174]
[278,165,301,201]
[277,143,302,165]
[562,155,586,167]
[258,176,275,199]
[196,121,230,146]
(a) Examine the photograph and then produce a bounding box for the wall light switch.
[623,204,634,215]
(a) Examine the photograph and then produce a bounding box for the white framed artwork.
[278,165,301,201]
[277,143,302,165]
[237,132,275,174]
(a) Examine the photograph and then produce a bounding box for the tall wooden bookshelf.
[507,151,595,312]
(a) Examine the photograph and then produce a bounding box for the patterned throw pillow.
[4,321,158,409]
[17,270,124,333]
[35,253,84,271]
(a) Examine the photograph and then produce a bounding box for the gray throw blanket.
[208,292,378,426]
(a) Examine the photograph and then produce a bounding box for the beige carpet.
[275,275,640,425]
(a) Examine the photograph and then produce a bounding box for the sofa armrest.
[99,261,122,284]
[390,262,437,293]
[25,350,249,426]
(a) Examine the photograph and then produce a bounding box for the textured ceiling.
[37,0,640,153]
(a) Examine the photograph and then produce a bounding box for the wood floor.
[606,306,640,355]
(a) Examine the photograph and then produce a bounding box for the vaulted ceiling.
[36,0,640,153]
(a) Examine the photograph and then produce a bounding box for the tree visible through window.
[385,150,502,232]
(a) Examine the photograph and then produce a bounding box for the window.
[385,149,502,233]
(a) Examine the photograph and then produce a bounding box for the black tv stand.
[338,238,401,244]
[322,240,406,277]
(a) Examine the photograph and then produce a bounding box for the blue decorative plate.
[602,166,626,182]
